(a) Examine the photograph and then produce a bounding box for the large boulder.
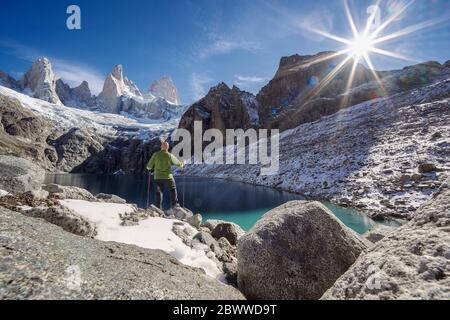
[237,201,368,300]
[0,206,244,300]
[322,181,450,300]
[0,156,45,193]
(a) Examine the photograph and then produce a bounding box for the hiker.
[146,141,184,209]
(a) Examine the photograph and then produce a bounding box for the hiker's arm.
[170,154,184,168]
[146,154,155,171]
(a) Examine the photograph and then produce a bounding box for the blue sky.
[1,0,449,104]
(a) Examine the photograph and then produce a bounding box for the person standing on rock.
[146,140,184,209]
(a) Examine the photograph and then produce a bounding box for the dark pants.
[154,178,178,209]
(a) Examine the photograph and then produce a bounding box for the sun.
[348,34,374,61]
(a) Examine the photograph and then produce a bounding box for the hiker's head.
[161,141,169,151]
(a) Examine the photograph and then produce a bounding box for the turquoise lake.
[46,174,378,234]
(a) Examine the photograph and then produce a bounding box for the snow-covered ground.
[0,189,9,197]
[60,199,223,279]
[0,85,180,140]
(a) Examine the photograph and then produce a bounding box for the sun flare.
[348,34,374,61]
[301,0,446,104]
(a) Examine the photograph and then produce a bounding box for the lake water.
[46,174,378,234]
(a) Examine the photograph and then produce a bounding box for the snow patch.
[60,199,223,279]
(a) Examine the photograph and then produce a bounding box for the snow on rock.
[60,199,223,279]
[0,189,9,197]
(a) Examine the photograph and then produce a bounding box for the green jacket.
[146,150,184,180]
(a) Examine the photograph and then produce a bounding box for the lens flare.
[300,0,448,104]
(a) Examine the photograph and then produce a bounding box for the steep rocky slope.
[183,77,450,220]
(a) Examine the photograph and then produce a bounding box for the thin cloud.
[0,39,105,94]
[190,73,214,101]
[198,38,261,59]
[234,75,268,88]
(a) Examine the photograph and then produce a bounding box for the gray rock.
[43,184,97,201]
[95,193,127,204]
[24,205,96,238]
[418,163,437,173]
[363,225,396,243]
[24,189,49,200]
[193,231,218,251]
[237,201,368,300]
[167,205,193,220]
[0,156,45,193]
[322,182,450,300]
[0,206,244,300]
[211,222,245,246]
[187,213,202,228]
[223,261,238,286]
[202,219,224,232]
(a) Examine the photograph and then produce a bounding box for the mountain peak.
[148,76,180,105]
[111,64,123,80]
[20,57,61,105]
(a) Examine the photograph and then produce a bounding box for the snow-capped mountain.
[97,64,186,120]
[0,58,185,121]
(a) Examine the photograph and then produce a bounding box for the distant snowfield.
[0,85,180,140]
[60,199,223,279]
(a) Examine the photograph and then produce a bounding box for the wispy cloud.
[197,38,261,59]
[234,75,268,87]
[190,73,214,101]
[0,39,105,94]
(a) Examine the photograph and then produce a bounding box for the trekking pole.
[182,176,185,207]
[146,171,151,208]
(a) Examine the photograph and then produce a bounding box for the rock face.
[322,181,450,300]
[0,156,45,193]
[98,65,140,113]
[237,201,368,300]
[0,71,21,90]
[20,58,61,105]
[178,83,260,145]
[256,52,371,128]
[149,76,181,105]
[0,95,58,169]
[0,207,244,300]
[51,128,104,172]
[56,79,97,109]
